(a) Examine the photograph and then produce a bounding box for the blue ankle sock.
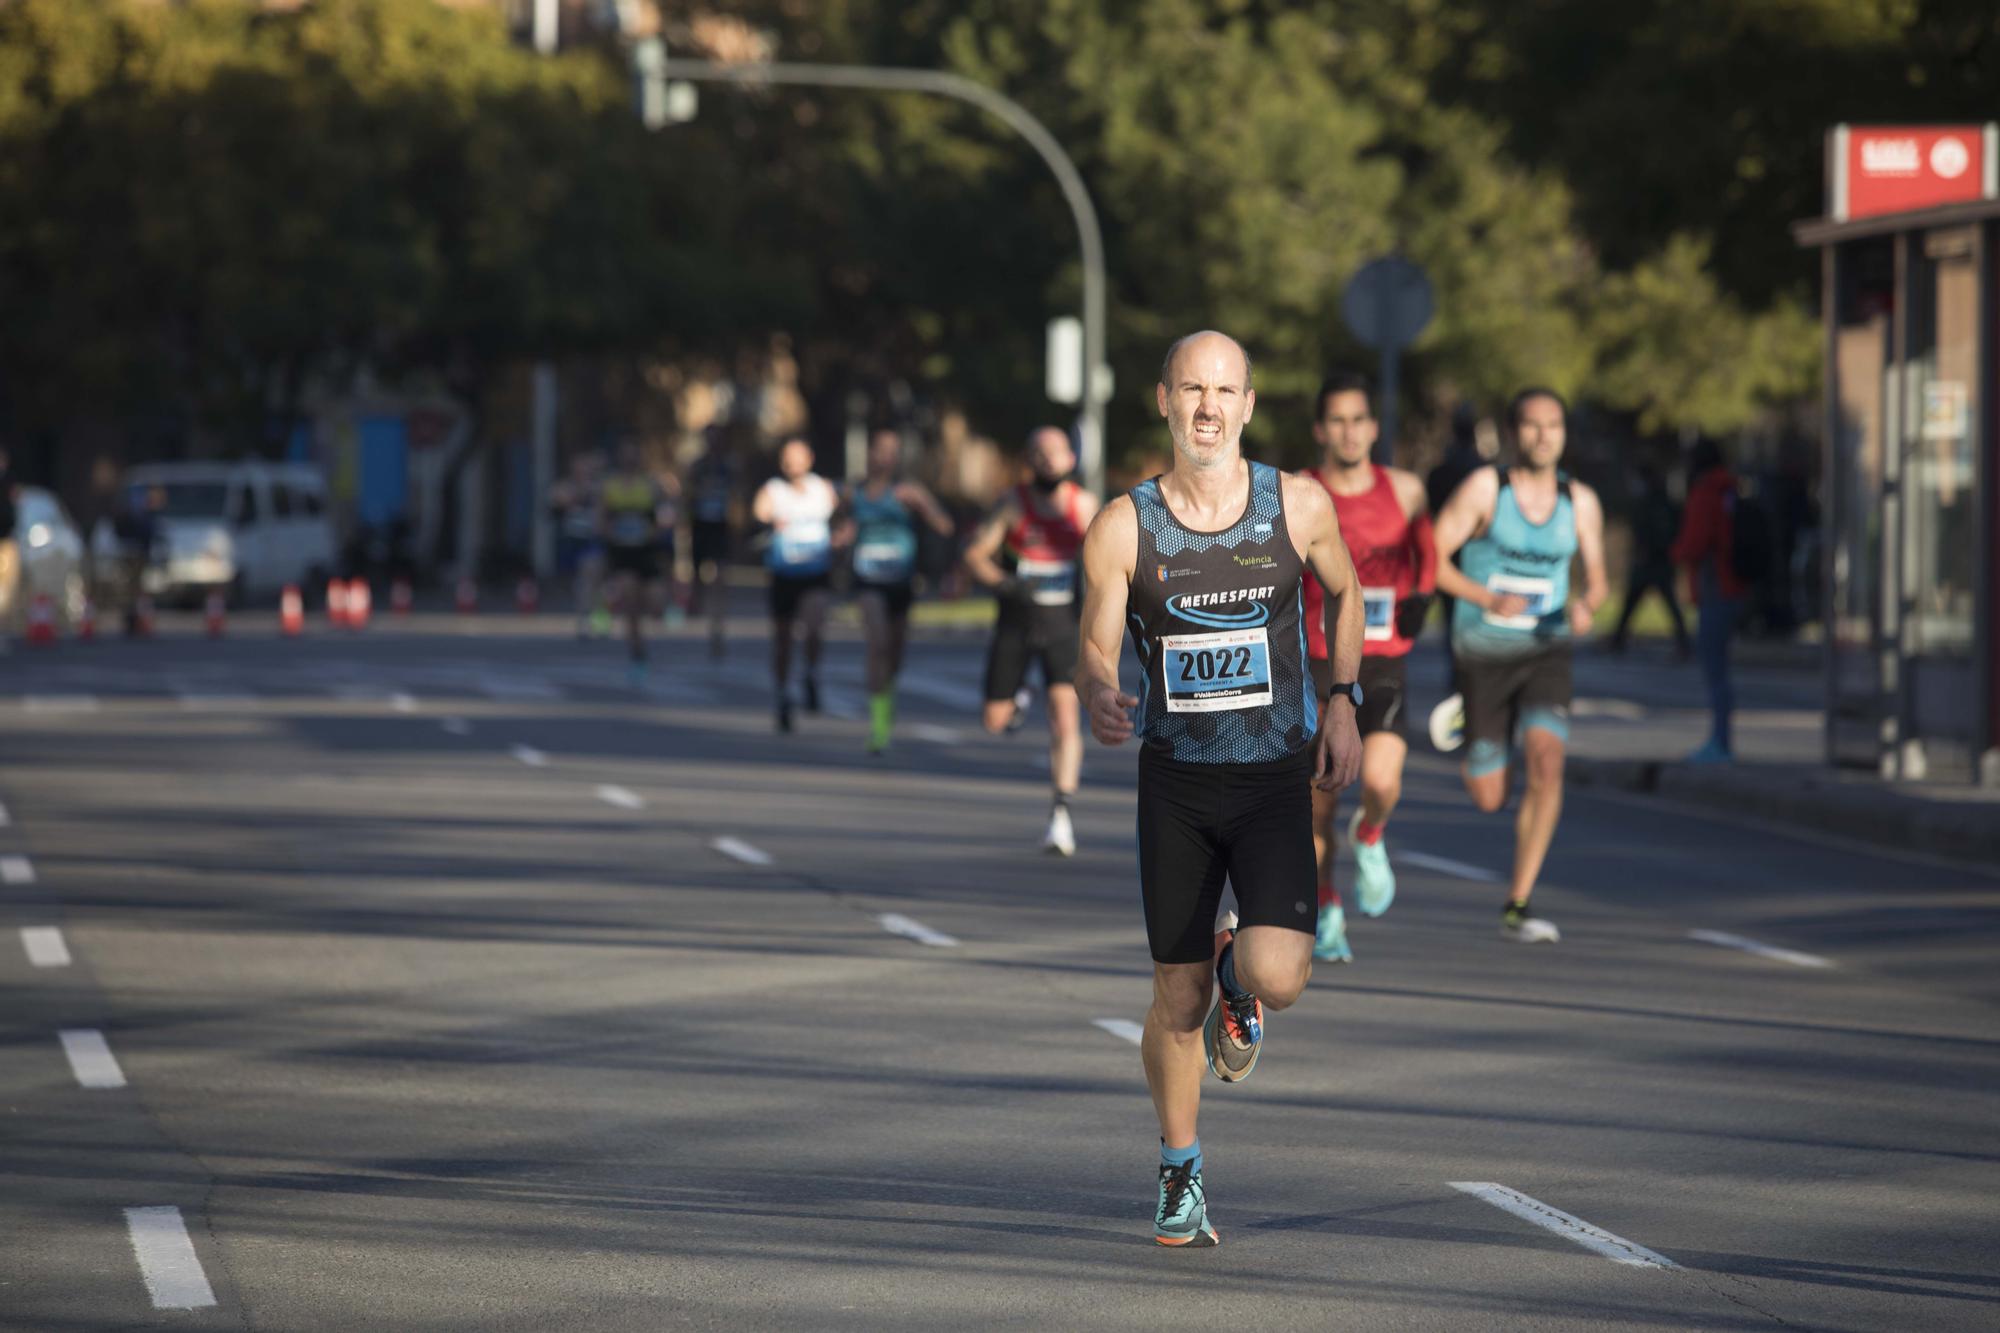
[1216,942,1250,1001]
[1161,1138,1201,1173]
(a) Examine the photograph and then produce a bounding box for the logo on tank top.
[1167,586,1276,630]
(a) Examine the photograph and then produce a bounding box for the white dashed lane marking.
[906,723,962,745]
[595,785,644,810]
[1397,850,1500,882]
[1,855,36,885]
[440,717,472,736]
[390,692,419,713]
[1449,1182,1678,1268]
[878,913,959,948]
[21,926,70,967]
[1688,929,1833,969]
[1093,1018,1145,1045]
[509,745,549,768]
[123,1207,218,1310]
[59,1029,127,1089]
[711,837,773,867]
[23,694,99,714]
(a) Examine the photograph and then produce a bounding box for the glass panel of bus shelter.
[1829,237,1893,762]
[1905,226,1980,659]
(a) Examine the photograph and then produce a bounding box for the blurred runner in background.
[1609,463,1690,657]
[844,429,953,754]
[1432,389,1607,945]
[754,436,842,733]
[599,441,676,683]
[550,451,608,640]
[1296,371,1434,964]
[963,426,1098,854]
[687,428,738,660]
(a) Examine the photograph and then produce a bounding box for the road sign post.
[1340,256,1434,466]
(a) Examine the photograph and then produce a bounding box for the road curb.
[1568,756,2000,864]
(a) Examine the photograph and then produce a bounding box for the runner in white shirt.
[752,436,844,733]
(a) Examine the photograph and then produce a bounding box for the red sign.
[1832,124,1996,222]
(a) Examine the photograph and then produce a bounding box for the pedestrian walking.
[1672,439,1748,764]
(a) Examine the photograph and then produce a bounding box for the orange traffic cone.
[327,578,350,630]
[347,580,372,631]
[280,584,304,637]
[204,590,226,638]
[455,576,477,614]
[390,577,414,616]
[515,577,539,615]
[25,593,56,645]
[77,598,97,642]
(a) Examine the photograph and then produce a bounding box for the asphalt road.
[3,616,1997,1330]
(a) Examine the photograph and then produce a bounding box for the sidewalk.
[1406,640,2000,866]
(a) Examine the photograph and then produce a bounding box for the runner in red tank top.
[1296,371,1435,963]
[964,427,1100,855]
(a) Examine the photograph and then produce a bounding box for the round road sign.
[1341,256,1434,352]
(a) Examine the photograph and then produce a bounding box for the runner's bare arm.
[1569,481,1610,636]
[750,482,776,527]
[1388,468,1438,595]
[899,481,957,537]
[1431,468,1526,615]
[1075,496,1139,746]
[960,500,1020,591]
[1284,475,1363,791]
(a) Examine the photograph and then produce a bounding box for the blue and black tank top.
[1127,461,1316,764]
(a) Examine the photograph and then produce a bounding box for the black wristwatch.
[1327,681,1364,709]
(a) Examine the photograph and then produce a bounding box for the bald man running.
[1077,330,1363,1247]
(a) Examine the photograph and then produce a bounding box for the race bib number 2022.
[1160,627,1273,713]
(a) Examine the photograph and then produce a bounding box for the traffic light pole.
[655,59,1109,496]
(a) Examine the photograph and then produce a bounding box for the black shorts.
[1310,655,1409,740]
[692,521,730,569]
[1137,746,1318,964]
[768,570,831,620]
[1457,646,1572,777]
[606,544,658,580]
[983,610,1080,700]
[855,580,915,619]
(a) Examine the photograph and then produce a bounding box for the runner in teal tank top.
[1433,389,1608,947]
[842,430,953,754]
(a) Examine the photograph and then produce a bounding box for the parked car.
[123,463,337,605]
[10,486,86,628]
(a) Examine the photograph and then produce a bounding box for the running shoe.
[1349,808,1396,917]
[1203,959,1264,1083]
[1043,804,1076,857]
[1154,1160,1219,1247]
[1313,902,1352,963]
[776,697,794,733]
[1684,738,1733,766]
[1006,687,1032,734]
[803,676,821,713]
[1429,692,1465,753]
[1501,900,1561,944]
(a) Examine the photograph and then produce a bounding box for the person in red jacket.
[1298,372,1436,962]
[1670,440,1746,764]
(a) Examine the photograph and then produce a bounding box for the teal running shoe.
[1154,1160,1219,1247]
[1313,902,1353,963]
[1349,808,1396,918]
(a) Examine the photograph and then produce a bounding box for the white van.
[124,462,337,604]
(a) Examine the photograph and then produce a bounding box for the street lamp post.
[655,59,1109,496]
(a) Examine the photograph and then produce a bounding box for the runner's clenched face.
[1313,390,1376,470]
[1512,394,1567,473]
[1157,332,1255,470]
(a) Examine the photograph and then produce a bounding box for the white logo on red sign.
[1930,137,1971,180]
[1861,138,1920,176]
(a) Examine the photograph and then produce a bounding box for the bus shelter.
[1794,124,1998,784]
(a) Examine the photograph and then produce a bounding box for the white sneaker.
[1501,903,1561,944]
[1429,693,1466,753]
[1043,805,1076,857]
